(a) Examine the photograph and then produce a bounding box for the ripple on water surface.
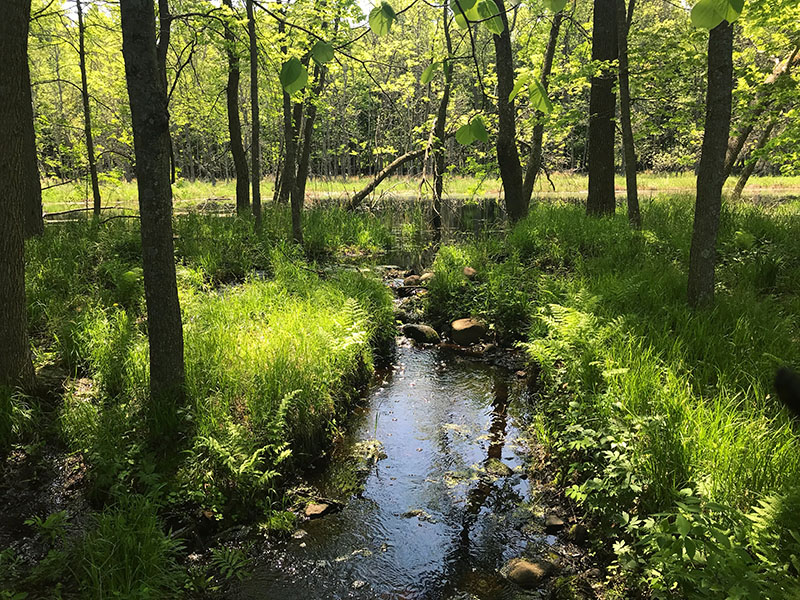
[240,345,541,600]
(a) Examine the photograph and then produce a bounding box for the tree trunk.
[281,91,301,242]
[491,0,526,222]
[432,5,453,240]
[732,121,775,201]
[120,0,185,439]
[348,148,427,210]
[246,0,261,229]
[616,0,640,227]
[522,10,562,206]
[223,0,249,215]
[586,0,618,216]
[293,65,327,213]
[77,0,102,219]
[687,22,733,308]
[0,0,35,392]
[22,29,43,239]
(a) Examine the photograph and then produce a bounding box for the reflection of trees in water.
[426,373,525,600]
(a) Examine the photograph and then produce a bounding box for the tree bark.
[616,0,640,228]
[491,0,526,222]
[120,0,185,438]
[586,0,618,216]
[732,121,776,201]
[522,10,562,206]
[0,0,35,391]
[246,0,261,229]
[687,22,733,308]
[348,147,427,210]
[223,0,249,215]
[293,65,327,215]
[431,6,454,240]
[22,31,43,239]
[76,0,102,219]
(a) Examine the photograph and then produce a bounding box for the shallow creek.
[237,343,565,599]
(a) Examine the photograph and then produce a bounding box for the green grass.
[427,198,800,597]
[3,208,396,597]
[41,173,800,214]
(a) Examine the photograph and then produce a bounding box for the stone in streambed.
[545,514,565,533]
[568,523,589,544]
[505,558,556,589]
[402,323,441,344]
[403,274,421,286]
[305,502,333,518]
[485,458,514,478]
[419,272,434,284]
[450,318,488,345]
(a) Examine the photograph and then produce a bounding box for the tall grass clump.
[430,198,800,596]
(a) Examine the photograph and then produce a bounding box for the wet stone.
[545,514,565,533]
[450,318,488,346]
[402,323,441,344]
[568,523,589,544]
[403,274,421,286]
[485,458,514,478]
[305,502,333,518]
[505,558,556,589]
[420,272,435,283]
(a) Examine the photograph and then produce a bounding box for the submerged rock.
[450,318,488,345]
[402,323,441,344]
[505,558,556,589]
[568,523,589,544]
[485,458,514,478]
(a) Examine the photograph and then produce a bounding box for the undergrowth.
[429,198,800,598]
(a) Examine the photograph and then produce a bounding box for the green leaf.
[529,79,554,113]
[470,115,489,143]
[477,0,504,35]
[690,0,742,29]
[456,123,475,145]
[311,41,334,65]
[509,73,530,102]
[421,62,440,85]
[676,514,691,537]
[280,57,308,94]
[369,1,396,36]
[543,0,567,12]
[684,537,697,560]
[451,0,480,29]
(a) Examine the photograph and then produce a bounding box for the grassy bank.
[41,173,800,214]
[1,209,395,597]
[426,198,800,597]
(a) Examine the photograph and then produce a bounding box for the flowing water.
[238,343,558,600]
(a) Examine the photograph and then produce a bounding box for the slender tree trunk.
[282,92,301,242]
[76,0,102,219]
[348,148,427,210]
[246,0,261,229]
[293,65,326,208]
[223,0,249,214]
[616,0,640,227]
[687,22,733,308]
[732,121,775,201]
[0,0,35,391]
[432,6,453,240]
[523,10,562,206]
[491,0,525,222]
[586,0,618,216]
[22,31,43,239]
[120,0,185,439]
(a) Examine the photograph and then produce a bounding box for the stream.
[237,342,569,600]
